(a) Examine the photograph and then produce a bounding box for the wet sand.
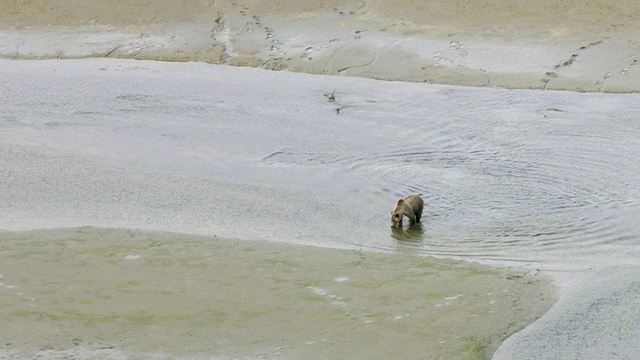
[1,0,639,92]
[0,227,554,359]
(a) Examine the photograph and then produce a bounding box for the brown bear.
[390,194,424,226]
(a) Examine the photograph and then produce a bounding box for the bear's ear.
[396,199,405,205]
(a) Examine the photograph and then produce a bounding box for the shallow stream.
[2,59,638,268]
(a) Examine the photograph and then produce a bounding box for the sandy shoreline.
[0,227,554,359]
[1,0,639,92]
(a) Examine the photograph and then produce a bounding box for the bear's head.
[390,199,404,226]
[391,211,403,226]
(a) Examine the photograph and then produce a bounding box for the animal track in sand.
[431,40,469,69]
[541,39,605,90]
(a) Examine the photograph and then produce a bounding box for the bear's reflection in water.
[390,222,425,245]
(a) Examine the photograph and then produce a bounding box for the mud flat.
[1,0,639,92]
[0,227,554,359]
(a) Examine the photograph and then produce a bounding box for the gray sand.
[1,0,639,92]
[0,227,554,359]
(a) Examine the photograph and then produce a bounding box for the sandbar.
[0,227,554,359]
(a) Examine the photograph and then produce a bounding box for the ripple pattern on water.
[3,60,640,266]
[261,87,640,263]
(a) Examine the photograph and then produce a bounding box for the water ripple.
[264,89,640,263]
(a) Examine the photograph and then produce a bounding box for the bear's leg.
[406,210,417,224]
